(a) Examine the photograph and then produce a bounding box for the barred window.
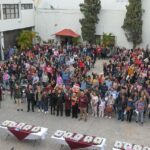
[21,4,33,10]
[3,4,19,20]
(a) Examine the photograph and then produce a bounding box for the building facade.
[35,0,150,49]
[0,0,150,60]
[0,0,34,60]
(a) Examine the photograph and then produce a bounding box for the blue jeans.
[3,80,9,90]
[136,111,144,123]
[118,110,124,121]
[43,103,48,112]
[37,101,43,110]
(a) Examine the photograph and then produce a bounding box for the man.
[26,84,35,112]
[56,89,64,116]
[78,91,88,122]
[14,83,22,111]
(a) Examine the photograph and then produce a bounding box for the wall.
[0,0,35,60]
[36,0,128,10]
[35,9,82,42]
[35,8,133,48]
[96,10,132,48]
[141,0,150,48]
[35,0,150,49]
[0,0,34,32]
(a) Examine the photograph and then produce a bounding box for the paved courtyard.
[0,60,150,150]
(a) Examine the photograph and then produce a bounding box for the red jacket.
[78,95,88,108]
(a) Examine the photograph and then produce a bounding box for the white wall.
[35,9,82,41]
[96,9,132,48]
[0,0,33,3]
[34,0,150,49]
[0,10,34,32]
[36,0,128,10]
[0,0,34,32]
[141,0,150,48]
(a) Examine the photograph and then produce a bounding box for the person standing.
[9,75,15,99]
[64,92,71,117]
[90,91,99,117]
[71,92,78,118]
[116,94,127,121]
[99,97,106,118]
[49,89,57,115]
[14,83,22,111]
[135,97,145,125]
[35,85,42,112]
[42,90,49,114]
[105,94,114,119]
[78,91,88,122]
[56,89,64,116]
[126,97,134,122]
[26,84,35,112]
[3,70,10,90]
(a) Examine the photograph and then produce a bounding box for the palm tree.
[17,30,36,50]
[102,33,115,47]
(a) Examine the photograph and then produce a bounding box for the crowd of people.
[0,44,150,124]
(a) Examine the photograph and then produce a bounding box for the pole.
[0,32,4,61]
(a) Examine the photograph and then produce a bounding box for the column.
[0,32,4,60]
[0,3,3,20]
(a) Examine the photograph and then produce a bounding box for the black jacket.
[26,90,35,102]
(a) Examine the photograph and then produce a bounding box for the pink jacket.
[56,76,63,85]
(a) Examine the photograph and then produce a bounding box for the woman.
[3,70,10,90]
[135,97,145,125]
[56,74,63,85]
[71,92,78,118]
[35,85,42,112]
[105,94,114,119]
[126,97,134,122]
[92,75,99,88]
[42,72,49,87]
[90,91,99,117]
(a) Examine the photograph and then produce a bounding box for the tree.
[17,30,36,50]
[102,33,115,47]
[80,0,101,43]
[122,0,143,48]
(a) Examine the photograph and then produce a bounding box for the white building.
[0,0,34,60]
[35,0,150,49]
[0,0,150,60]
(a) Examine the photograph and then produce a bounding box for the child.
[105,94,114,119]
[99,98,106,118]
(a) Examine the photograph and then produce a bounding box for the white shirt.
[91,94,99,106]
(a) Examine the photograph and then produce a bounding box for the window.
[95,35,102,45]
[21,4,33,10]
[3,4,19,20]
